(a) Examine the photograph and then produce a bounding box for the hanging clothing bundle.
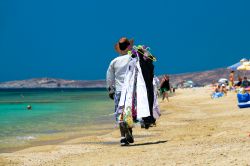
[116,45,160,128]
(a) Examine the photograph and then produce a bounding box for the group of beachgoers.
[229,71,250,89]
[229,71,250,108]
[211,83,228,98]
[106,37,172,146]
[211,70,250,99]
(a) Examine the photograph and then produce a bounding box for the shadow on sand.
[129,140,168,147]
[79,140,168,146]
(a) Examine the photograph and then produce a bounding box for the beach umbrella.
[227,62,241,71]
[237,61,250,77]
[227,58,248,71]
[240,58,248,63]
[218,78,228,83]
[237,62,250,71]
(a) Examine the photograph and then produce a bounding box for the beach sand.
[1,87,250,166]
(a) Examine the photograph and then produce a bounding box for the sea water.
[0,88,114,152]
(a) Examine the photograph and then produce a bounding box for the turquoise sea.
[0,88,114,153]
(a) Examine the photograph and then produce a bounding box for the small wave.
[41,129,63,134]
[16,136,36,140]
[100,113,115,117]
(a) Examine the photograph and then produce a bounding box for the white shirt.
[106,54,131,92]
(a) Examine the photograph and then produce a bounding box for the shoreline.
[0,122,114,154]
[1,87,250,165]
[0,89,114,154]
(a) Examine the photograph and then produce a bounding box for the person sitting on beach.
[235,77,242,87]
[160,75,171,102]
[237,87,250,108]
[106,37,134,146]
[220,84,227,96]
[241,76,250,88]
[211,85,224,99]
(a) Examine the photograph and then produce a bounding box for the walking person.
[160,75,171,102]
[106,37,134,146]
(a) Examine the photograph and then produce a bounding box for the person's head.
[114,37,134,55]
[238,77,242,81]
[244,76,248,80]
[230,71,234,74]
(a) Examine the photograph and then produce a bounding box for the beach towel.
[212,92,223,99]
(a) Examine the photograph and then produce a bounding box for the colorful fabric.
[153,77,161,119]
[116,45,159,127]
[114,91,122,122]
[117,57,150,126]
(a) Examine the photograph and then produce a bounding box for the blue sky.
[0,0,250,82]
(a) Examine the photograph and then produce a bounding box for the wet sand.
[1,87,250,166]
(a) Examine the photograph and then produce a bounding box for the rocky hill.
[0,68,232,88]
[167,68,231,86]
[0,78,106,88]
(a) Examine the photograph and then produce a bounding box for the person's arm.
[106,61,115,99]
[106,61,115,90]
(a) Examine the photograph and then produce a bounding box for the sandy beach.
[1,87,250,166]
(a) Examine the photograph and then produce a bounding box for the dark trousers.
[119,122,132,137]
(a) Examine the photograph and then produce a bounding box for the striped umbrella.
[227,62,241,71]
[227,58,248,71]
[237,62,250,71]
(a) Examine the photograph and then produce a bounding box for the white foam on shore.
[16,136,36,141]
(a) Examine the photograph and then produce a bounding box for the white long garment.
[118,58,150,119]
[136,61,150,118]
[120,60,136,115]
[118,58,137,114]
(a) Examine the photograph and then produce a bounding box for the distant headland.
[0,68,230,88]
